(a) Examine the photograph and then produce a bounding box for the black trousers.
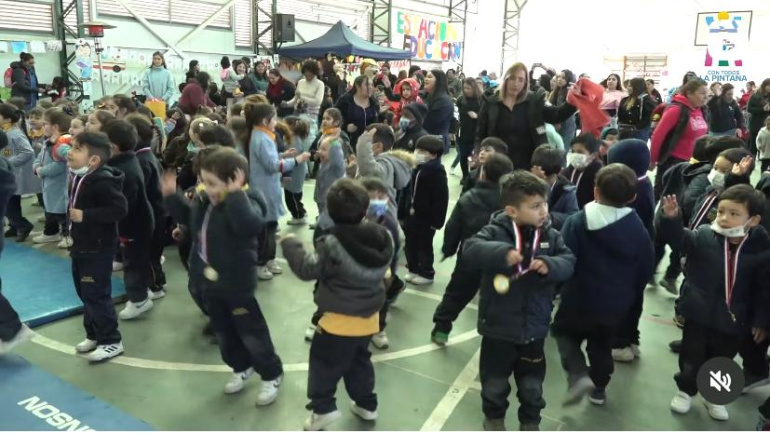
[0,278,22,342]
[206,291,283,379]
[149,219,166,292]
[654,233,682,280]
[72,254,121,344]
[613,290,643,348]
[553,321,616,389]
[6,195,33,233]
[257,221,278,266]
[43,212,66,236]
[740,333,770,379]
[307,330,377,414]
[675,321,740,396]
[433,254,480,333]
[403,217,436,279]
[188,278,208,316]
[378,274,404,332]
[480,337,546,425]
[284,190,306,219]
[122,236,151,303]
[458,140,475,179]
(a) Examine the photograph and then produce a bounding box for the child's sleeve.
[164,192,192,226]
[37,157,66,178]
[223,190,264,237]
[33,148,42,171]
[355,132,382,178]
[758,129,769,156]
[8,136,33,168]
[253,135,296,174]
[462,224,516,274]
[164,118,177,135]
[560,214,580,259]
[657,212,696,256]
[82,179,128,224]
[280,236,322,281]
[441,200,464,258]
[535,231,576,284]
[431,169,449,230]
[636,234,655,295]
[329,139,345,177]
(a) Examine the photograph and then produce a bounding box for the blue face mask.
[368,199,389,217]
[399,117,411,131]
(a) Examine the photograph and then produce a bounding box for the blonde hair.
[498,63,529,102]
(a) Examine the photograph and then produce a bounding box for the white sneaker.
[287,217,307,226]
[257,267,274,280]
[75,338,97,353]
[611,347,635,362]
[160,255,166,265]
[703,400,729,421]
[224,368,255,394]
[350,401,377,421]
[84,342,124,362]
[256,374,282,406]
[118,298,153,320]
[36,215,45,222]
[371,331,389,349]
[148,289,166,300]
[303,410,342,431]
[404,273,417,283]
[410,275,434,285]
[112,261,124,272]
[670,391,692,414]
[0,324,35,355]
[630,344,641,358]
[32,233,61,244]
[305,325,317,342]
[562,375,595,405]
[267,260,283,275]
[57,236,73,249]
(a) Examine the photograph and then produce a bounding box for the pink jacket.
[650,94,708,164]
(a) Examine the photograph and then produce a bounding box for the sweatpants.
[741,334,770,380]
[377,275,405,332]
[257,221,278,266]
[432,254,480,334]
[553,321,616,389]
[403,217,436,279]
[0,278,22,342]
[675,321,740,396]
[653,233,682,281]
[206,291,283,379]
[284,190,306,220]
[72,254,121,345]
[307,329,377,414]
[480,337,546,425]
[122,236,151,303]
[613,290,643,349]
[44,212,66,236]
[457,140,474,180]
[6,195,33,233]
[149,219,166,292]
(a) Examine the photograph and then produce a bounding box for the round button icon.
[696,357,744,405]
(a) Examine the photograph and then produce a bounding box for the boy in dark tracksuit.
[461,137,507,194]
[66,133,128,362]
[431,153,513,345]
[402,136,449,285]
[530,144,578,230]
[555,165,654,406]
[394,103,428,151]
[463,171,576,431]
[660,185,770,422]
[562,133,603,209]
[164,147,284,403]
[281,178,393,431]
[104,120,155,321]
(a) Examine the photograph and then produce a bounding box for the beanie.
[607,139,651,177]
[404,103,428,125]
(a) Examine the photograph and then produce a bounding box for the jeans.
[675,321,740,396]
[554,321,616,389]
[6,195,33,233]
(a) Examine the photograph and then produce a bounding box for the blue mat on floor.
[0,243,125,327]
[0,355,153,431]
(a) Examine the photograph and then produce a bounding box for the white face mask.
[567,153,589,170]
[69,165,89,176]
[707,169,725,189]
[414,151,428,165]
[710,220,750,238]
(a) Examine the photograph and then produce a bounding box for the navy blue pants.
[72,254,121,345]
[0,277,22,342]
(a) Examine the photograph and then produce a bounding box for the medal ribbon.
[723,235,748,314]
[690,192,718,230]
[570,169,585,191]
[67,173,89,231]
[512,222,541,279]
[199,204,214,264]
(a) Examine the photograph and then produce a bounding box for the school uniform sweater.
[33,137,70,214]
[562,159,602,210]
[402,158,449,229]
[68,166,128,257]
[314,139,346,214]
[548,175,579,230]
[108,152,154,240]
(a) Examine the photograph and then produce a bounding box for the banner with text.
[392,10,463,62]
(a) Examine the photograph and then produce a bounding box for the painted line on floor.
[420,348,480,431]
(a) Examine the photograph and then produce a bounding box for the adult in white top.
[285,60,325,119]
[599,73,626,118]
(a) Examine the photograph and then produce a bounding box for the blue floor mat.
[0,243,125,327]
[0,355,153,431]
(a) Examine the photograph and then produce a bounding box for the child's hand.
[468,111,478,119]
[35,167,41,176]
[172,227,183,241]
[347,154,357,166]
[226,169,246,192]
[529,259,549,275]
[171,111,181,120]
[506,249,523,266]
[661,195,679,218]
[753,327,769,343]
[296,152,312,164]
[161,170,177,197]
[732,155,753,176]
[69,208,83,223]
[283,148,298,158]
[347,124,358,134]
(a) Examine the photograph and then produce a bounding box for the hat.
[404,103,428,125]
[607,139,651,177]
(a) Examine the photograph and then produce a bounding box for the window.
[0,0,54,33]
[96,0,231,29]
[234,0,252,47]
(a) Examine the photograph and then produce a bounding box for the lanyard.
[198,204,214,264]
[569,169,585,190]
[690,192,718,230]
[69,173,89,210]
[724,235,748,319]
[136,147,151,154]
[512,222,541,279]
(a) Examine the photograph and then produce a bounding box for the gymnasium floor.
[7,164,768,431]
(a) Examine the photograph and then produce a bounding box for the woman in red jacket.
[178,72,215,116]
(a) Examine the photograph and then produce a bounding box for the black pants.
[378,275,405,332]
[206,291,283,379]
[284,190,306,219]
[480,337,546,425]
[654,232,682,280]
[762,159,770,173]
[654,157,687,202]
[458,140,474,180]
[403,217,436,279]
[257,221,278,266]
[741,333,770,379]
[72,254,121,344]
[44,212,66,236]
[433,254,480,333]
[307,330,377,414]
[123,236,151,303]
[675,321,740,396]
[0,278,22,342]
[6,195,33,233]
[553,321,616,389]
[149,219,166,292]
[613,290,643,348]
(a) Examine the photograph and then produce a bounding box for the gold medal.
[494,274,510,294]
[409,207,415,216]
[204,266,219,282]
[384,268,392,280]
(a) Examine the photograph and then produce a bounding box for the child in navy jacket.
[562,133,602,209]
[531,144,578,230]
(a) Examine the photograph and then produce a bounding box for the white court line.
[420,348,480,431]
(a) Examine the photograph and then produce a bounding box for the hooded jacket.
[402,158,449,229]
[108,152,154,240]
[707,96,744,133]
[141,66,175,104]
[282,221,393,318]
[395,120,428,152]
[548,175,578,230]
[135,144,166,222]
[69,166,128,257]
[463,212,576,343]
[387,78,423,125]
[554,203,653,327]
[685,173,750,229]
[442,180,500,258]
[650,94,708,165]
[608,139,655,237]
[562,159,602,210]
[10,61,38,107]
[355,133,414,222]
[679,162,712,222]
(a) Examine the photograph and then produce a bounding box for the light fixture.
[78,21,117,96]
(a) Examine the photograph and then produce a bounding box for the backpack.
[657,101,692,165]
[4,68,13,88]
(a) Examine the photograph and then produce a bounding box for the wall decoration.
[694,10,751,67]
[10,41,26,54]
[74,40,93,81]
[45,41,62,52]
[391,10,463,62]
[29,41,45,54]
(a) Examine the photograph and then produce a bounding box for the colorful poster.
[391,11,463,62]
[10,42,27,54]
[694,11,752,67]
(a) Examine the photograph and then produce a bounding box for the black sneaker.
[16,228,32,242]
[520,423,540,431]
[588,388,606,405]
[4,228,17,238]
[669,339,682,353]
[483,418,506,431]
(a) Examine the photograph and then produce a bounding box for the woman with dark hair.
[221,59,245,105]
[423,69,455,154]
[335,75,378,146]
[285,60,325,118]
[247,61,269,95]
[178,71,216,116]
[747,78,770,156]
[207,82,224,107]
[454,78,482,180]
[617,77,657,141]
[599,73,625,120]
[668,71,699,101]
[141,51,175,104]
[646,79,662,105]
[707,83,744,137]
[185,60,200,83]
[10,53,43,109]
[549,69,577,144]
[266,69,295,117]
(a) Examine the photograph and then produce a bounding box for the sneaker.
[0,324,35,354]
[75,338,97,353]
[404,272,417,283]
[304,325,317,342]
[385,276,406,306]
[33,233,62,244]
[431,330,449,346]
[744,375,770,394]
[660,277,678,294]
[303,410,342,431]
[630,344,641,358]
[16,229,32,243]
[287,217,307,226]
[57,236,73,249]
[669,339,682,353]
[703,400,728,421]
[350,401,377,421]
[410,275,434,285]
[483,418,506,431]
[371,331,389,349]
[257,266,274,280]
[563,375,594,405]
[670,391,692,414]
[4,228,17,237]
[118,298,153,320]
[224,368,255,394]
[148,289,166,300]
[266,260,283,275]
[112,261,124,272]
[36,215,45,222]
[611,347,635,362]
[255,374,282,406]
[520,423,540,431]
[588,388,606,405]
[84,342,124,362]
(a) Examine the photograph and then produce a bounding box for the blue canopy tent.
[276,21,412,60]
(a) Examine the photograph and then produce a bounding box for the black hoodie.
[108,151,154,240]
[136,144,166,221]
[69,165,128,257]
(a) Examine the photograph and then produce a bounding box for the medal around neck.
[494,274,510,294]
[204,266,219,282]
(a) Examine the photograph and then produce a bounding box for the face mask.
[69,165,89,176]
[567,153,589,170]
[414,151,428,165]
[708,169,725,189]
[399,118,411,131]
[710,220,750,238]
[368,199,389,217]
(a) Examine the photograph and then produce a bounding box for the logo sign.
[696,357,744,405]
[392,11,463,62]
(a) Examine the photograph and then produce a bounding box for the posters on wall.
[695,11,752,86]
[391,10,463,63]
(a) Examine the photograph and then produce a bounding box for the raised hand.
[661,195,679,218]
[732,155,753,177]
[161,170,177,197]
[226,169,246,193]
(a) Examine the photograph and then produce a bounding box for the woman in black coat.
[266,68,296,118]
[706,83,744,137]
[423,69,455,154]
[618,77,657,142]
[455,78,482,181]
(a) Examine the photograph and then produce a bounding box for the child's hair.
[197,106,214,117]
[692,135,714,162]
[365,123,396,150]
[379,110,395,125]
[571,132,601,153]
[229,103,243,119]
[361,176,389,195]
[483,153,514,183]
[124,114,154,143]
[136,105,154,122]
[0,103,28,131]
[8,97,26,111]
[44,108,73,133]
[29,107,44,119]
[72,114,88,132]
[95,96,113,110]
[36,101,53,110]
[323,107,343,126]
[166,108,187,142]
[227,117,248,148]
[74,132,112,165]
[275,121,293,146]
[198,125,235,148]
[416,135,444,157]
[480,137,508,155]
[284,116,310,140]
[718,184,766,217]
[500,170,549,207]
[244,94,269,105]
[53,99,79,116]
[706,136,745,163]
[243,102,276,161]
[90,110,115,131]
[326,178,369,225]
[112,94,137,115]
[192,145,222,176]
[601,127,619,140]
[719,147,754,171]
[189,116,215,138]
[595,164,637,207]
[103,119,138,152]
[199,147,248,183]
[531,144,564,176]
